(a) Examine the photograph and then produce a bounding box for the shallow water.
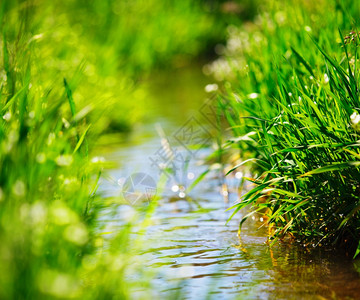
[99,63,360,299]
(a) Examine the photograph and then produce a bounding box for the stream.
[98,63,360,299]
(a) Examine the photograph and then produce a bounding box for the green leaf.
[73,124,91,154]
[186,169,210,193]
[300,162,360,177]
[291,47,314,76]
[226,158,269,175]
[354,240,360,259]
[64,78,76,117]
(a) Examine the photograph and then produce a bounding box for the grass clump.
[211,0,360,257]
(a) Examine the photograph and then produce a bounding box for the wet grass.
[210,0,360,257]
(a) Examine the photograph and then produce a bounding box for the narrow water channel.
[98,63,360,299]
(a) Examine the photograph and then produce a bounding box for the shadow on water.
[99,62,360,299]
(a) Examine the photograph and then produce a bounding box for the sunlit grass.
[213,0,360,257]
[0,0,238,298]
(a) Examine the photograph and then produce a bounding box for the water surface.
[99,63,360,299]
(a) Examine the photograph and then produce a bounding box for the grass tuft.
[212,0,360,257]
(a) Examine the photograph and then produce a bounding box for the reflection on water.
[99,63,360,299]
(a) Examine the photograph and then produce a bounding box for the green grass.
[0,0,242,298]
[8,0,360,298]
[210,0,360,257]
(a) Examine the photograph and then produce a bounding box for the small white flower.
[324,74,329,84]
[248,93,259,99]
[204,84,218,93]
[351,112,360,124]
[3,112,11,121]
[288,92,293,97]
[351,112,360,132]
